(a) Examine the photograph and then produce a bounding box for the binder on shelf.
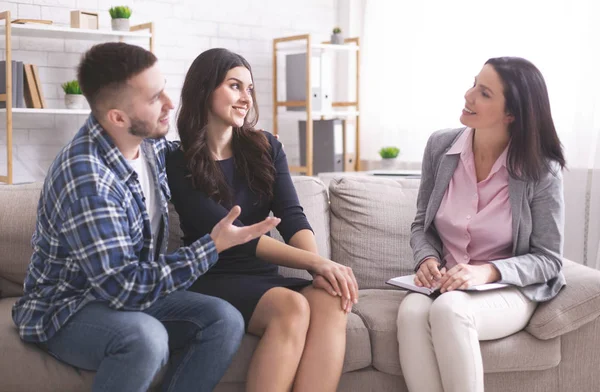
[31,64,46,108]
[24,63,42,109]
[0,60,25,108]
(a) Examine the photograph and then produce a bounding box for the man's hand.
[210,206,280,253]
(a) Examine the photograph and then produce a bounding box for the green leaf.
[379,146,400,159]
[61,80,82,95]
[109,6,132,19]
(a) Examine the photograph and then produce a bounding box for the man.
[12,42,280,392]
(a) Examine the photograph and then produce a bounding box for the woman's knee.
[429,291,473,328]
[303,288,347,327]
[267,288,311,333]
[397,293,433,329]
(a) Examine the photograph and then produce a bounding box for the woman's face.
[208,66,254,129]
[460,64,513,130]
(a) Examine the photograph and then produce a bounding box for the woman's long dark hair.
[177,48,275,205]
[486,57,566,181]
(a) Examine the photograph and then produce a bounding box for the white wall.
[0,0,339,183]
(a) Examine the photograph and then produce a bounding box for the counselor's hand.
[415,257,445,288]
[437,263,500,293]
[312,259,358,313]
[210,206,280,253]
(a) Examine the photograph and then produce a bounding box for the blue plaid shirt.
[12,115,218,343]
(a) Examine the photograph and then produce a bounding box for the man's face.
[125,63,174,139]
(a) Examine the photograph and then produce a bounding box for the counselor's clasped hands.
[415,257,500,293]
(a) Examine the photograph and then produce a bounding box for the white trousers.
[396,287,537,392]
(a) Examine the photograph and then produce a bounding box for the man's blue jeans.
[42,291,245,392]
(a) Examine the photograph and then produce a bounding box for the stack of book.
[0,60,46,109]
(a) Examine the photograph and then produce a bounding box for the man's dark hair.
[77,42,157,115]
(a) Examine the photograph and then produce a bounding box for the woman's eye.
[231,83,239,90]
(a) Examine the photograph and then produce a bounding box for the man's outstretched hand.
[210,206,280,253]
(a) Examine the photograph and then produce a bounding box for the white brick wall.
[0,0,339,183]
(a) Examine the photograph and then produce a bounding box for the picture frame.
[70,11,99,30]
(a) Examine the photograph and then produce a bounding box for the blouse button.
[466,215,471,220]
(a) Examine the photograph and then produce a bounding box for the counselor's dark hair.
[485,57,566,181]
[177,48,275,204]
[77,42,157,115]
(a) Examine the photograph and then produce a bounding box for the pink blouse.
[434,128,513,269]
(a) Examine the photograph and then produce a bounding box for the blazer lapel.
[425,154,459,231]
[508,177,525,254]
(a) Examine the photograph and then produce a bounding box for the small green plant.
[61,80,82,95]
[332,26,342,34]
[379,146,400,159]
[109,6,132,19]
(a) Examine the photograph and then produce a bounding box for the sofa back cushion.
[329,176,420,289]
[168,176,330,280]
[0,183,43,297]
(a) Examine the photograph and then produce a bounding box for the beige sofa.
[1,176,600,392]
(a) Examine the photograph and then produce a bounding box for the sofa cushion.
[353,289,561,376]
[220,310,372,382]
[329,177,420,289]
[0,183,42,294]
[0,298,96,391]
[526,259,600,340]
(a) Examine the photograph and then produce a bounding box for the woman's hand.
[415,258,444,288]
[437,263,500,293]
[311,259,358,313]
[312,274,355,313]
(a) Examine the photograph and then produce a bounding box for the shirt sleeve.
[266,132,313,243]
[60,194,218,310]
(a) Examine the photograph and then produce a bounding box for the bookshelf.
[0,10,154,185]
[272,34,360,176]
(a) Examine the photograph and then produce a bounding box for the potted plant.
[61,80,85,109]
[331,26,344,44]
[109,6,132,31]
[379,146,400,169]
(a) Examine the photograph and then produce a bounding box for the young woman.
[397,57,566,392]
[167,48,358,392]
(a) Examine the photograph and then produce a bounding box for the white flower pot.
[380,158,397,170]
[64,94,86,110]
[331,33,344,45]
[111,18,130,31]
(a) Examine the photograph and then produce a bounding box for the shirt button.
[463,254,468,260]
[466,215,471,219]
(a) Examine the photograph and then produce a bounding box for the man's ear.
[105,108,128,129]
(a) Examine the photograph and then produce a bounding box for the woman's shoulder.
[425,127,467,156]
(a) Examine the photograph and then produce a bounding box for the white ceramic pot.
[380,158,397,170]
[111,18,130,31]
[331,33,344,44]
[64,94,86,110]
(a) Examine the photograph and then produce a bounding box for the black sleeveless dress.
[166,132,313,327]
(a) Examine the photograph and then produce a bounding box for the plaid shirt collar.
[86,114,137,183]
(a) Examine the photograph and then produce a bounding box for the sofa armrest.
[526,259,600,340]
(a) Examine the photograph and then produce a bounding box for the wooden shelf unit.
[272,34,360,176]
[0,10,154,184]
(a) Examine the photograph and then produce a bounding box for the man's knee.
[207,298,245,346]
[118,318,170,367]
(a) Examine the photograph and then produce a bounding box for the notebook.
[386,274,509,296]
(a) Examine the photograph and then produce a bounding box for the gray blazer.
[410,127,565,302]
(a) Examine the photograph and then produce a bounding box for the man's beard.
[128,117,168,139]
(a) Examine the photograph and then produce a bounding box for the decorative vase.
[380,157,397,170]
[331,33,344,45]
[111,18,130,31]
[64,94,86,110]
